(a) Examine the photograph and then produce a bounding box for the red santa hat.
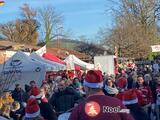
[116,77,128,89]
[122,89,138,105]
[84,70,103,88]
[30,87,42,99]
[25,98,40,118]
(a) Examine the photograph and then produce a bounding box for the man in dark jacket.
[50,78,83,115]
[39,101,57,120]
[12,84,28,120]
[12,84,27,103]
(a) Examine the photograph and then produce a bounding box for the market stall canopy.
[65,55,94,70]
[30,53,66,71]
[0,51,46,90]
[43,53,66,65]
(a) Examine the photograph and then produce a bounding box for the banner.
[35,45,46,56]
[151,45,160,52]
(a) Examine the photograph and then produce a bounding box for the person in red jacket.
[135,74,154,116]
[69,70,134,120]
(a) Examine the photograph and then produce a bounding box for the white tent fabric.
[35,45,46,56]
[30,53,66,71]
[0,51,46,90]
[64,55,94,70]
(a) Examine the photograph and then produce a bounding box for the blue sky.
[0,0,115,39]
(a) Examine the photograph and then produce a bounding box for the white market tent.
[30,53,66,71]
[0,51,46,90]
[64,54,94,70]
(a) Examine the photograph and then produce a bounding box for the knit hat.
[116,77,127,89]
[84,70,103,88]
[25,98,40,118]
[122,89,138,105]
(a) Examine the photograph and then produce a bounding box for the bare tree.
[21,3,36,20]
[101,0,160,59]
[0,4,39,45]
[38,6,63,44]
[0,22,16,41]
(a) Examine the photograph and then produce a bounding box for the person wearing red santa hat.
[29,81,40,98]
[116,76,145,106]
[69,70,134,120]
[28,85,57,120]
[116,78,147,105]
[24,98,44,120]
[29,87,57,120]
[116,77,128,100]
[116,77,128,92]
[122,89,150,120]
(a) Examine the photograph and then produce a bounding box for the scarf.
[104,85,119,95]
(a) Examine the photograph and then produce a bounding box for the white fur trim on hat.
[30,93,43,99]
[25,109,40,118]
[122,98,138,105]
[83,80,103,88]
[35,93,43,99]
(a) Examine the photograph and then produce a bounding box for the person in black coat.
[126,103,150,120]
[49,78,83,115]
[38,99,57,120]
[12,84,27,103]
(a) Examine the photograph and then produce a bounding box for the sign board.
[94,55,115,75]
[151,45,160,52]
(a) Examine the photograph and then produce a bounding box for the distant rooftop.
[0,40,90,64]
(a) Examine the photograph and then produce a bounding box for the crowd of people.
[0,60,160,120]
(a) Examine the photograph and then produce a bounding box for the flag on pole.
[35,45,46,56]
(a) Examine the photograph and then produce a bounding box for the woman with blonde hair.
[10,101,21,120]
[0,104,11,120]
[1,90,14,106]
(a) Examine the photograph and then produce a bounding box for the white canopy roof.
[0,51,46,90]
[30,52,66,71]
[65,55,94,70]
